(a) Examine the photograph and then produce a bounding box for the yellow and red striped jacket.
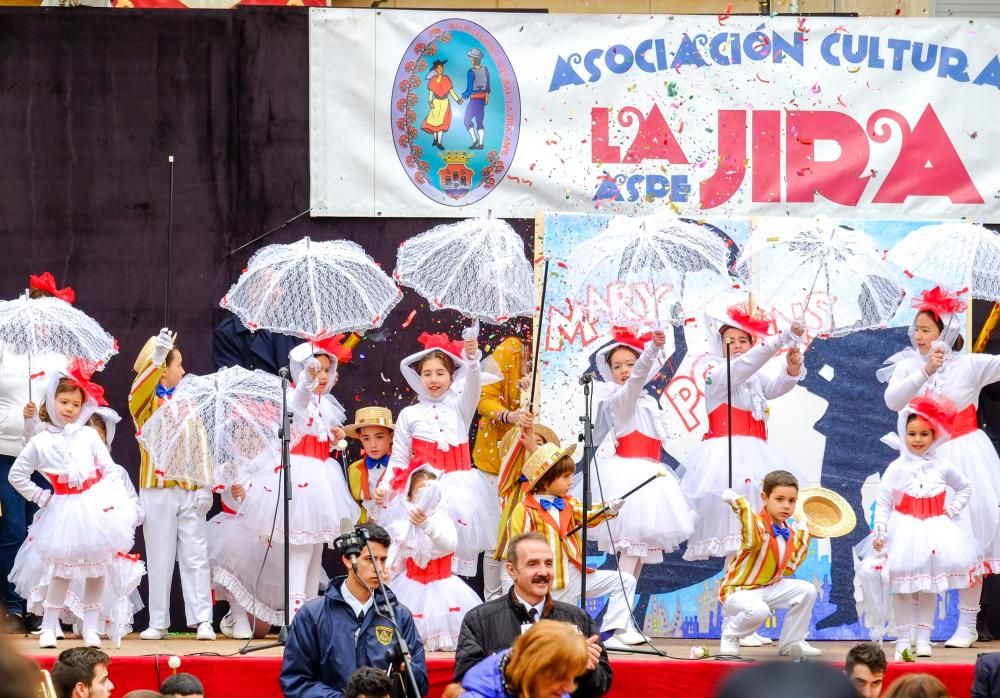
[128,355,197,491]
[347,457,385,524]
[493,437,531,561]
[719,496,810,604]
[508,493,611,592]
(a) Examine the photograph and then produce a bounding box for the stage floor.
[15,635,996,697]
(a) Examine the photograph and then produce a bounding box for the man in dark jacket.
[973,652,1000,698]
[212,313,299,375]
[280,524,429,698]
[454,532,612,698]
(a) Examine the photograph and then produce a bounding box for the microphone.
[578,371,595,386]
[335,517,364,570]
[278,367,290,379]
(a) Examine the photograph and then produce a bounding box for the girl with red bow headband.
[878,285,1000,649]
[7,362,142,649]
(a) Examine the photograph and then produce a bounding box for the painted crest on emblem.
[375,624,396,646]
[392,19,520,207]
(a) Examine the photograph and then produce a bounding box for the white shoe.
[220,613,235,639]
[196,621,216,641]
[613,628,647,646]
[779,640,822,658]
[603,637,632,651]
[38,630,58,649]
[916,642,932,657]
[140,627,168,640]
[944,627,977,648]
[719,635,741,657]
[894,643,912,661]
[82,631,102,648]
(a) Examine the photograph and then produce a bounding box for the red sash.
[703,406,767,441]
[50,471,102,495]
[895,492,946,520]
[390,439,472,493]
[616,431,661,460]
[291,434,330,460]
[406,554,454,584]
[952,405,978,438]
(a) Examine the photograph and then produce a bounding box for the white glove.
[945,503,961,519]
[35,489,52,508]
[151,327,174,367]
[606,498,625,516]
[930,339,952,357]
[721,488,740,505]
[194,488,213,517]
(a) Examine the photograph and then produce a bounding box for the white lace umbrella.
[887,222,1000,300]
[0,294,117,366]
[733,218,904,337]
[221,237,402,339]
[394,218,534,324]
[137,366,283,489]
[565,214,733,327]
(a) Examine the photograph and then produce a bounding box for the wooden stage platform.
[15,635,997,697]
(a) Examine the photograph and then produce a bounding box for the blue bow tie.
[155,384,175,399]
[364,454,389,470]
[771,523,791,541]
[540,497,565,512]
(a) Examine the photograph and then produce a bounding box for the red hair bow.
[417,332,464,357]
[611,326,652,351]
[313,334,353,365]
[912,286,967,320]
[726,304,771,337]
[65,358,109,407]
[29,272,76,305]
[909,393,957,435]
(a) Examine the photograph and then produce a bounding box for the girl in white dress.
[591,327,695,582]
[680,295,805,562]
[7,362,141,648]
[873,393,979,659]
[386,465,482,651]
[375,332,496,577]
[236,339,360,621]
[879,285,1000,648]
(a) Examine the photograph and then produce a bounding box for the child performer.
[375,331,495,577]
[236,338,360,622]
[508,442,643,648]
[872,394,979,659]
[718,470,819,658]
[8,362,142,648]
[591,327,695,581]
[344,406,396,524]
[681,297,805,563]
[129,327,215,640]
[879,286,1000,648]
[386,466,482,651]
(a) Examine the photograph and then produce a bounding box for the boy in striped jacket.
[719,469,819,658]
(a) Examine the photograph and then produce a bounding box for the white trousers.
[551,565,638,634]
[141,488,213,629]
[721,578,817,651]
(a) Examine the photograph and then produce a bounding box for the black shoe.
[5,613,25,634]
[472,143,484,150]
[436,142,444,150]
[978,610,995,642]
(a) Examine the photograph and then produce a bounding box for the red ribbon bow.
[29,272,76,304]
[610,326,652,351]
[909,393,958,435]
[65,358,109,406]
[313,334,353,365]
[726,304,771,337]
[912,286,968,320]
[416,332,464,358]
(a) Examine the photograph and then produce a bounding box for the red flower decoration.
[909,393,958,435]
[65,358,109,406]
[610,326,653,351]
[29,272,76,304]
[416,332,464,358]
[912,285,968,320]
[726,304,771,337]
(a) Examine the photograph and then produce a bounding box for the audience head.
[345,667,392,698]
[441,686,465,698]
[846,643,888,698]
[505,532,553,604]
[0,627,41,698]
[716,661,858,698]
[159,672,204,698]
[51,647,113,698]
[882,674,949,698]
[122,692,163,698]
[504,620,589,698]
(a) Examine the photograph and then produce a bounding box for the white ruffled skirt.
[389,565,482,651]
[884,510,979,594]
[590,455,694,564]
[938,431,1000,571]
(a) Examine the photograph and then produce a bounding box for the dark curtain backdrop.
[0,7,531,630]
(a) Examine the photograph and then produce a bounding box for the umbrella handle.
[461,320,480,342]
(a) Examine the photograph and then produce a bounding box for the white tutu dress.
[873,404,979,594]
[379,333,500,576]
[590,333,694,563]
[386,469,482,651]
[680,298,805,561]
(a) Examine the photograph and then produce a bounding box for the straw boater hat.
[343,406,397,440]
[498,421,561,459]
[794,486,856,539]
[522,442,578,488]
[133,331,177,372]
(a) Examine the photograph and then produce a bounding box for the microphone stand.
[578,377,595,606]
[725,338,733,490]
[240,368,293,653]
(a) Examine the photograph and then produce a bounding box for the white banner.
[310,10,1000,219]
